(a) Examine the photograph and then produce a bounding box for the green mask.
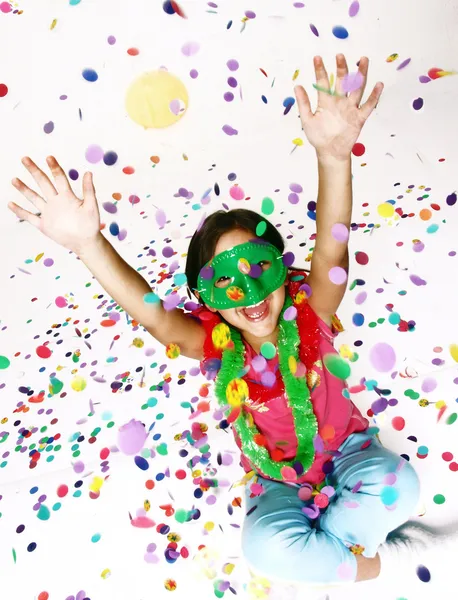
[196,239,287,310]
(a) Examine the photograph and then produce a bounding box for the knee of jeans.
[394,460,420,514]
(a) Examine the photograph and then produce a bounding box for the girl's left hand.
[294,54,384,162]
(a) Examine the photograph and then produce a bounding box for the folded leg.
[242,476,357,585]
[319,432,421,558]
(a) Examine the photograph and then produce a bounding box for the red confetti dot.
[270,448,285,462]
[122,166,135,175]
[360,440,372,450]
[127,47,140,56]
[442,452,453,462]
[101,319,116,327]
[355,251,369,265]
[36,345,52,359]
[175,469,186,480]
[57,484,68,498]
[100,447,110,460]
[145,479,155,490]
[180,546,189,558]
[0,83,8,98]
[392,416,405,431]
[449,462,458,472]
[352,142,366,157]
[38,593,49,600]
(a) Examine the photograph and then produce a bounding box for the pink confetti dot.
[55,296,68,308]
[85,144,104,164]
[181,41,200,56]
[331,223,349,242]
[392,416,405,431]
[230,185,245,200]
[0,2,12,13]
[337,561,355,580]
[328,266,347,285]
[369,342,396,372]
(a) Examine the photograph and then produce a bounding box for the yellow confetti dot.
[204,521,214,532]
[132,337,144,348]
[226,378,248,407]
[288,355,297,374]
[35,252,44,262]
[377,202,395,218]
[450,344,458,362]
[223,562,235,575]
[71,376,87,392]
[435,400,446,409]
[386,53,399,63]
[90,476,104,493]
[339,344,354,360]
[293,69,300,81]
[294,290,308,304]
[165,343,181,359]
[212,323,231,350]
[164,579,177,591]
[100,568,111,579]
[292,138,304,146]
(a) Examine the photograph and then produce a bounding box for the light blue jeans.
[242,432,420,585]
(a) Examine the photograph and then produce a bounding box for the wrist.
[76,232,106,261]
[316,152,352,168]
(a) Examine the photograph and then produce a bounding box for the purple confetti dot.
[310,23,319,37]
[446,192,457,206]
[410,274,427,286]
[227,59,239,71]
[245,10,256,19]
[413,97,424,111]
[397,58,411,71]
[288,192,299,204]
[416,565,431,582]
[349,1,360,16]
[43,121,54,134]
[85,144,104,164]
[107,36,116,45]
[222,125,238,136]
[190,69,199,79]
[224,91,234,102]
[227,77,238,88]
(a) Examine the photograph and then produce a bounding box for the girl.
[8,55,454,589]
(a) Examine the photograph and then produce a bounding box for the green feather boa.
[214,294,318,482]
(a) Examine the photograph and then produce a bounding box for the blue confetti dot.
[261,95,268,104]
[352,313,365,326]
[134,456,149,471]
[109,222,120,236]
[283,96,295,115]
[416,565,431,582]
[103,151,118,166]
[162,1,175,15]
[332,25,349,39]
[380,486,399,506]
[82,68,98,82]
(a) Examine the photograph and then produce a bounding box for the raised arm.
[294,54,384,325]
[9,156,205,361]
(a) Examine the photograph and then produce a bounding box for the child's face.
[200,228,287,340]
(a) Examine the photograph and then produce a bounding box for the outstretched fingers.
[8,201,41,228]
[11,177,46,212]
[20,157,58,199]
[359,82,384,121]
[46,156,72,194]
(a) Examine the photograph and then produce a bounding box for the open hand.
[294,55,384,161]
[9,156,101,255]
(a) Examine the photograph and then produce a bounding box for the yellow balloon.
[125,69,189,129]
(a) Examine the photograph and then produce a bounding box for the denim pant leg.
[242,476,357,585]
[319,432,421,558]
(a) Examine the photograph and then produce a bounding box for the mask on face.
[196,239,287,310]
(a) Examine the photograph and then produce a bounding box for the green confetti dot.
[260,342,276,360]
[37,505,51,521]
[175,509,188,523]
[0,355,10,369]
[323,354,351,379]
[433,494,445,505]
[404,389,420,400]
[157,443,168,456]
[256,221,267,236]
[261,197,274,215]
[446,413,457,425]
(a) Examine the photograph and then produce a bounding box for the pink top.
[190,275,369,486]
[233,310,369,485]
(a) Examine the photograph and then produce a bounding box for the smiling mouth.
[240,297,271,322]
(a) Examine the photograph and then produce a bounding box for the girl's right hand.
[9,156,101,255]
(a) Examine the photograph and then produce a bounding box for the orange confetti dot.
[38,593,49,600]
[127,47,140,56]
[197,401,210,412]
[320,424,336,441]
[112,193,122,201]
[419,208,432,220]
[122,166,135,175]
[145,479,155,490]
[151,156,160,164]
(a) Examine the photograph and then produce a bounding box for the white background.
[1,0,458,599]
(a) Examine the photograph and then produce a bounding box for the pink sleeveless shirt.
[190,276,369,485]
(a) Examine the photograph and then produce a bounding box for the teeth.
[246,299,265,309]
